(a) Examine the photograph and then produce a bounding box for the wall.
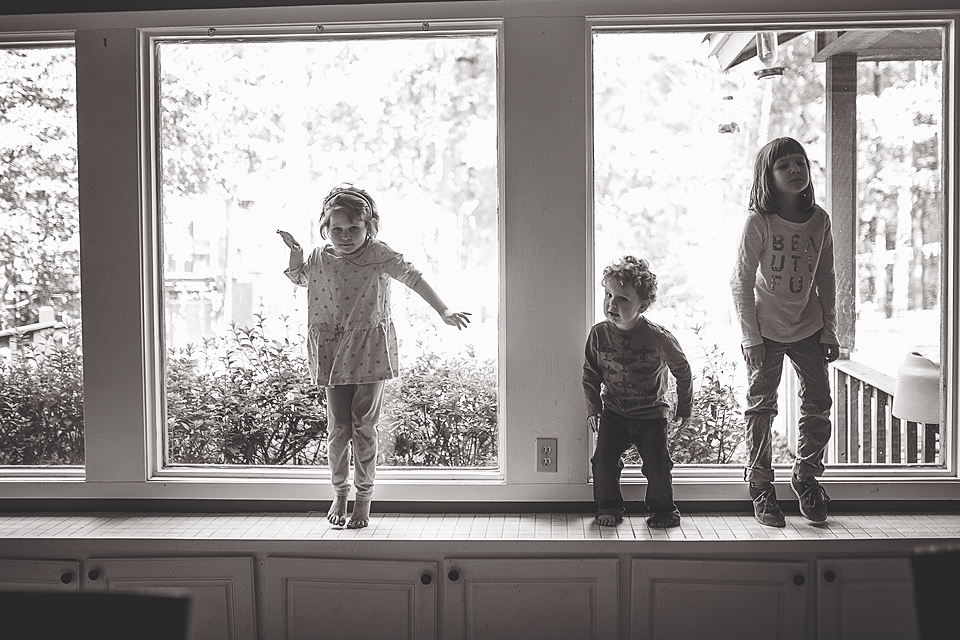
[0,0,957,506]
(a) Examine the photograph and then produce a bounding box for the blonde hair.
[602,255,658,313]
[318,184,380,239]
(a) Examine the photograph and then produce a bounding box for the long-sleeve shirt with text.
[730,206,839,348]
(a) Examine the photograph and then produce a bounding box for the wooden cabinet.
[443,557,620,640]
[630,559,809,640]
[2,548,929,639]
[0,555,255,639]
[817,557,920,640]
[0,558,81,592]
[82,556,257,640]
[263,557,438,640]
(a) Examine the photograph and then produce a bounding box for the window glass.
[593,27,944,468]
[0,44,83,467]
[157,34,499,469]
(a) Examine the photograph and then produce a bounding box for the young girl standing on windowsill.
[730,137,841,528]
[278,184,470,529]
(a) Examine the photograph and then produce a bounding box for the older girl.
[730,137,840,528]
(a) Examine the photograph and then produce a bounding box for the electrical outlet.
[536,438,557,472]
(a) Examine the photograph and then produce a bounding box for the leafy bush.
[4,318,800,470]
[0,325,84,465]
[381,346,498,467]
[165,316,499,468]
[165,316,328,466]
[669,335,747,465]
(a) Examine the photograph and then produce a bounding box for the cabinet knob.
[87,569,101,581]
[60,572,73,584]
[420,573,432,585]
[448,570,460,582]
[824,571,836,583]
[793,574,805,586]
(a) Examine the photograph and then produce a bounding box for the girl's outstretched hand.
[277,229,302,252]
[441,310,471,330]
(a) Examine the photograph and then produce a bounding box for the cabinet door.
[443,557,619,640]
[817,558,920,640]
[631,559,809,640]
[83,556,256,640]
[263,557,438,640]
[0,558,80,592]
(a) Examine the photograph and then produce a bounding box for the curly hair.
[318,184,381,240]
[601,255,658,313]
[749,136,816,215]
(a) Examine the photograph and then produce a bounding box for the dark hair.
[749,137,816,215]
[601,255,658,313]
[318,184,380,239]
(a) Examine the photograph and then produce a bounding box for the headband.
[323,185,376,215]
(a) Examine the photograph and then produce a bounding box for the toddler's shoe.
[750,483,786,528]
[791,474,830,522]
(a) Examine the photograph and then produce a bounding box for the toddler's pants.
[744,331,832,484]
[591,411,676,517]
[326,381,385,501]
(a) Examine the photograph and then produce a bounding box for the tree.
[593,33,826,327]
[0,47,80,329]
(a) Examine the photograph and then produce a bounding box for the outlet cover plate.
[537,437,557,472]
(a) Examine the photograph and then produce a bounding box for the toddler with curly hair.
[583,256,693,528]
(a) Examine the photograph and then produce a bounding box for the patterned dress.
[285,238,422,386]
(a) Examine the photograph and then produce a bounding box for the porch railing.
[827,359,941,466]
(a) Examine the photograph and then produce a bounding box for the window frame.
[0,1,955,506]
[140,19,507,482]
[586,15,958,484]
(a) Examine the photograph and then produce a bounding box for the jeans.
[326,381,385,501]
[744,332,832,484]
[591,410,676,515]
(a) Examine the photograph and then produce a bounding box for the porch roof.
[705,28,941,72]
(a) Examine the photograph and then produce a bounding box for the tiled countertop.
[1,511,958,541]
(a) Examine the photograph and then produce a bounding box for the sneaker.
[750,483,786,528]
[792,474,830,522]
[646,508,681,529]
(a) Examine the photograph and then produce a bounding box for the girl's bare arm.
[277,230,304,270]
[411,277,471,330]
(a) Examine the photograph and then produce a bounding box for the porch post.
[823,47,858,358]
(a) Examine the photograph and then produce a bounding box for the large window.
[593,26,945,471]
[0,43,82,470]
[0,4,955,504]
[155,28,500,470]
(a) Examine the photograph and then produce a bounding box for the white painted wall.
[0,0,957,505]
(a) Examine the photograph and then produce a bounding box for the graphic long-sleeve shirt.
[285,238,422,386]
[583,318,693,421]
[730,206,839,348]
